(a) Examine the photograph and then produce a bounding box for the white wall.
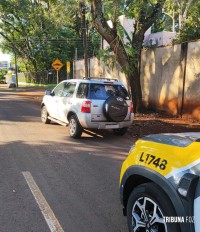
[104,15,151,49]
[143,32,176,47]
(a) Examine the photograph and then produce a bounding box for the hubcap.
[69,118,76,135]
[131,197,167,232]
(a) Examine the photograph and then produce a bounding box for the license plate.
[105,124,119,129]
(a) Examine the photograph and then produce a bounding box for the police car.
[120,133,200,232]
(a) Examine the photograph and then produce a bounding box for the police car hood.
[142,132,200,148]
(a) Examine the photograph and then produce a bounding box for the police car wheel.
[127,183,180,232]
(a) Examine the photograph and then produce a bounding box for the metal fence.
[18,69,71,85]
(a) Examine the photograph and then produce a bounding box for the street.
[0,87,134,232]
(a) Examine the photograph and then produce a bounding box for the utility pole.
[80,1,89,78]
[12,43,19,88]
[74,48,77,79]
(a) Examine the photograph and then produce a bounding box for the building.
[0,61,9,69]
[103,15,176,48]
[143,31,176,47]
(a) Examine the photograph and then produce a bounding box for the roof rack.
[83,77,118,82]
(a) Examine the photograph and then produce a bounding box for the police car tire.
[127,183,180,232]
[103,96,128,122]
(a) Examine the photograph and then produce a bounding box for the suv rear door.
[89,83,131,122]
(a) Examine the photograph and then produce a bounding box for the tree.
[159,0,177,32]
[89,0,166,111]
[174,0,194,30]
[0,1,80,76]
[0,68,8,82]
[0,0,101,83]
[173,0,200,42]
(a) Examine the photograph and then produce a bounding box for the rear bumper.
[78,113,134,129]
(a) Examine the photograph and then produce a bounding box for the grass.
[18,82,56,87]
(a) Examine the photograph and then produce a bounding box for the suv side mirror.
[45,89,52,96]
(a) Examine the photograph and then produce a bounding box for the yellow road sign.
[52,59,63,71]
[66,61,70,73]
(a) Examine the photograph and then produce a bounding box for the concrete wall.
[73,57,128,88]
[141,40,200,120]
[73,40,200,120]
[141,45,182,115]
[184,41,200,119]
[73,60,86,78]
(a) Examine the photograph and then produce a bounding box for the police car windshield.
[142,133,199,147]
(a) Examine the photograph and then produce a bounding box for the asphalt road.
[0,87,135,232]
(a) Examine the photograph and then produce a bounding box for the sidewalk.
[1,84,47,101]
[15,86,48,101]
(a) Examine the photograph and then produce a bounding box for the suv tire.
[113,127,127,136]
[41,106,51,124]
[69,115,83,138]
[103,96,128,122]
[127,183,180,232]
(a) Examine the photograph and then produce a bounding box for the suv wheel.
[69,115,83,138]
[113,127,127,136]
[127,183,179,232]
[41,106,51,124]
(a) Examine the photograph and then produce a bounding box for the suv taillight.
[130,102,133,113]
[81,101,91,113]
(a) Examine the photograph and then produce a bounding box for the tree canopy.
[0,0,200,108]
[0,0,100,75]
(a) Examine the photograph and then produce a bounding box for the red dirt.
[129,113,200,138]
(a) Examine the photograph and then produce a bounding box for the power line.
[0,38,101,43]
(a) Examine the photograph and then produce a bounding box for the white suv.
[41,78,134,138]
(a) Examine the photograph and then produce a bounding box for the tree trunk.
[130,34,145,112]
[90,0,165,112]
[128,67,144,112]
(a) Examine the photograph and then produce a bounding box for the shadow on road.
[0,138,128,232]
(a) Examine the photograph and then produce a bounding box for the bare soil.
[129,112,200,138]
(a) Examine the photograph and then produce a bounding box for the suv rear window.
[89,83,130,100]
